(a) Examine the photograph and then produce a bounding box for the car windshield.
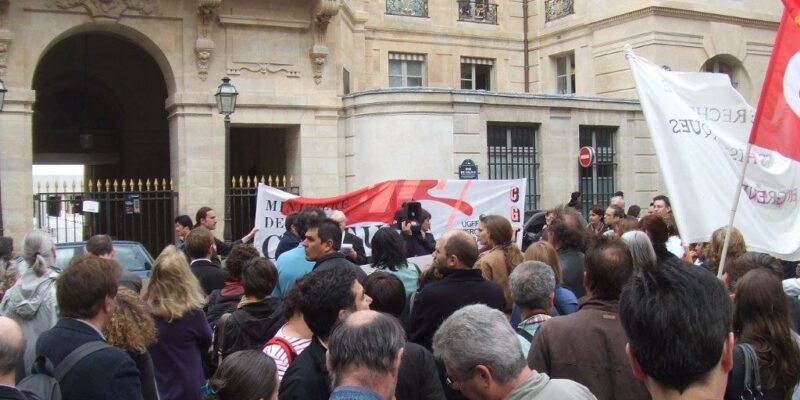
[14,243,150,273]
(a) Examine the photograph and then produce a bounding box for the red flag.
[749,0,800,162]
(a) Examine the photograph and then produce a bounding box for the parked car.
[15,240,154,278]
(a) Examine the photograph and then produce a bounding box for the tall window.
[703,57,738,88]
[579,126,616,214]
[342,68,351,95]
[389,53,425,87]
[458,0,498,24]
[386,0,428,17]
[461,57,493,90]
[488,124,538,217]
[556,53,575,94]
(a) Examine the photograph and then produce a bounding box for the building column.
[0,88,35,244]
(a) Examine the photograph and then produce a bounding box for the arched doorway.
[30,31,173,253]
[32,31,169,182]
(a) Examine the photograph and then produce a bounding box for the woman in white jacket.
[0,230,59,375]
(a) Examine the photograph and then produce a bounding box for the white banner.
[254,179,527,259]
[625,47,800,260]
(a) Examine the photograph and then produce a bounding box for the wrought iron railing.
[33,178,178,257]
[458,0,498,24]
[545,0,574,22]
[386,0,428,17]
[227,175,300,241]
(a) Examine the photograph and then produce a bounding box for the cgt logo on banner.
[253,179,527,259]
[625,45,800,261]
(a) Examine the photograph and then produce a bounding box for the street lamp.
[215,77,238,241]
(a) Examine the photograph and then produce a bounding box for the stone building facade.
[0,0,781,243]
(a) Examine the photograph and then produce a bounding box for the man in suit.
[185,227,226,296]
[329,210,367,265]
[0,317,34,400]
[36,255,143,400]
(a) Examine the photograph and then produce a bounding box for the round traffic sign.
[579,146,594,168]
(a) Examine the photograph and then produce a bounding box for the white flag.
[625,46,800,261]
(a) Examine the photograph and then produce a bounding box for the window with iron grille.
[487,124,538,217]
[579,126,616,215]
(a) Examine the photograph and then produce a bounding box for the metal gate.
[33,179,178,257]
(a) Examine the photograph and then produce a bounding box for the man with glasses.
[433,304,595,400]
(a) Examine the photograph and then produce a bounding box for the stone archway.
[32,31,170,183]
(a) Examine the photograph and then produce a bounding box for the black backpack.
[17,341,112,400]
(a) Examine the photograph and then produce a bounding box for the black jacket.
[409,268,505,350]
[36,319,143,400]
[190,259,226,296]
[343,232,368,265]
[396,342,446,400]
[206,288,242,329]
[312,253,367,283]
[403,232,436,257]
[279,337,329,400]
[220,297,285,358]
[558,246,587,298]
[0,386,36,400]
[274,232,301,260]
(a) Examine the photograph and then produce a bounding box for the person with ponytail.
[0,230,60,375]
[203,350,279,400]
[476,214,524,314]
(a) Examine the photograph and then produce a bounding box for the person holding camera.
[395,203,436,257]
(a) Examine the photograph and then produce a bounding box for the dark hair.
[652,195,671,209]
[607,205,625,219]
[282,274,310,320]
[570,192,581,202]
[300,268,358,340]
[724,258,763,293]
[627,205,641,218]
[444,232,479,268]
[734,269,800,394]
[589,204,605,219]
[620,260,732,393]
[285,212,299,232]
[185,227,215,259]
[86,234,114,257]
[584,239,633,301]
[174,215,192,228]
[57,255,121,319]
[241,258,278,298]
[328,311,405,383]
[638,214,669,245]
[195,206,214,228]
[225,244,260,280]
[549,207,586,250]
[364,272,406,318]
[0,237,13,260]
[370,227,407,271]
[294,208,326,238]
[614,191,624,198]
[210,350,279,400]
[307,217,342,251]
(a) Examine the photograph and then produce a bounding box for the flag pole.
[717,142,753,279]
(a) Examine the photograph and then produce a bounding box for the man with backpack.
[33,255,142,400]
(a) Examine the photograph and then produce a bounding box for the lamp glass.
[215,77,238,115]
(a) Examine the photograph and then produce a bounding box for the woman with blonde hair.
[0,230,59,374]
[144,245,212,400]
[477,214,524,314]
[523,241,579,315]
[703,226,747,275]
[104,287,159,400]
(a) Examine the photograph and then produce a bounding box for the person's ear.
[325,349,333,373]
[721,332,735,373]
[583,271,591,295]
[626,343,646,381]
[473,365,492,389]
[392,347,405,376]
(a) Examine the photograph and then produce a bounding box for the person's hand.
[346,249,358,261]
[242,227,259,243]
[401,221,413,236]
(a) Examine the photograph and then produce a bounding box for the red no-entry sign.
[579,146,594,168]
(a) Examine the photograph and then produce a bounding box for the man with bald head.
[409,230,504,351]
[0,316,33,399]
[327,310,406,400]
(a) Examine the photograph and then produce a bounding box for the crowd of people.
[0,195,799,400]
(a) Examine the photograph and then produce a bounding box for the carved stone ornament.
[226,63,300,78]
[195,0,221,81]
[51,0,160,20]
[0,40,9,78]
[310,0,341,84]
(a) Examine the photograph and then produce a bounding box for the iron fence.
[458,0,498,24]
[227,175,299,241]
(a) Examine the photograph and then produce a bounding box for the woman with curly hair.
[103,287,159,400]
[702,226,747,276]
[144,245,212,400]
[370,227,420,294]
[205,350,279,400]
[477,214,524,314]
[725,269,800,400]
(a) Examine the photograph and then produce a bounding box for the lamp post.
[0,79,6,236]
[215,77,238,241]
